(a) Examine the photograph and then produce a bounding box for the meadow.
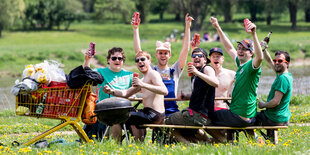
[0,14,310,154]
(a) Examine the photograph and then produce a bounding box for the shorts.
[165,108,211,126]
[214,109,255,127]
[255,111,289,126]
[126,107,165,125]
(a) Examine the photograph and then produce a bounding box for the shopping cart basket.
[15,82,92,145]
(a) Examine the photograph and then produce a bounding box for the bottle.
[89,42,96,56]
[36,92,47,114]
[261,31,272,51]
[243,19,251,33]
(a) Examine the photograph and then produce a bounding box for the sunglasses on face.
[191,54,204,58]
[135,57,146,63]
[111,56,123,61]
[273,59,288,64]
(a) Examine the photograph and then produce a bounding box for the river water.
[1,67,310,110]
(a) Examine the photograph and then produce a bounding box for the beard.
[275,65,285,73]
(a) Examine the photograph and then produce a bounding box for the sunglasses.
[111,57,123,61]
[135,57,146,63]
[191,54,204,58]
[273,59,288,64]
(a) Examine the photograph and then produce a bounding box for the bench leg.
[267,129,278,144]
[227,130,235,143]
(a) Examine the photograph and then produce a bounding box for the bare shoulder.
[204,65,216,74]
[149,69,162,79]
[223,68,235,76]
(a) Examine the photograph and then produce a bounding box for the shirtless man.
[209,47,235,111]
[103,51,168,141]
[132,13,193,116]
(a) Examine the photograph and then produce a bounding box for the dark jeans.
[83,121,107,140]
[255,111,289,126]
[214,109,255,127]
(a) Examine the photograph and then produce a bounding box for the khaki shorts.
[165,108,211,126]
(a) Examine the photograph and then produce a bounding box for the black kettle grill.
[94,97,133,126]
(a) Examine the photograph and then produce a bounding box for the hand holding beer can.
[187,62,194,77]
[89,42,96,56]
[243,19,251,33]
[133,72,139,87]
[133,12,140,26]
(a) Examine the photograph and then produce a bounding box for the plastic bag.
[45,60,66,83]
[22,64,36,79]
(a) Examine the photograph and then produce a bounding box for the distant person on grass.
[132,13,194,116]
[83,47,133,141]
[103,51,168,142]
[256,50,293,141]
[210,17,263,127]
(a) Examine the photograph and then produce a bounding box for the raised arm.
[132,14,142,53]
[210,17,237,59]
[263,49,276,72]
[83,49,92,68]
[178,13,194,69]
[247,21,263,68]
[188,64,219,87]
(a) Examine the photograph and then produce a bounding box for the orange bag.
[82,93,97,125]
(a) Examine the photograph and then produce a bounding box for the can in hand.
[133,12,140,26]
[193,33,200,47]
[187,62,193,77]
[243,19,251,33]
[133,72,139,87]
[89,42,96,56]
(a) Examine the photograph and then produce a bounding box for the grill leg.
[123,124,129,144]
[101,126,110,143]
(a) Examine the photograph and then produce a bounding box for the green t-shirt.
[95,67,133,101]
[230,57,261,118]
[265,72,293,123]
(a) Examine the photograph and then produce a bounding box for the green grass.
[0,19,310,81]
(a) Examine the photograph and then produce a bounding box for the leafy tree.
[302,0,310,22]
[135,0,151,24]
[150,0,170,21]
[215,0,237,23]
[23,0,84,30]
[168,0,183,21]
[238,0,265,21]
[0,0,25,37]
[288,0,300,30]
[181,0,213,31]
[95,0,136,24]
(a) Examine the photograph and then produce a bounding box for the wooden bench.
[140,124,288,144]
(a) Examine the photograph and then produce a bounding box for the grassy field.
[0,95,309,154]
[0,14,310,154]
[0,18,310,83]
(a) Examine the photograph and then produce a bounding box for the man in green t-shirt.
[83,47,133,141]
[210,17,263,127]
[256,50,293,126]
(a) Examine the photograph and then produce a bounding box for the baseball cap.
[209,47,223,56]
[192,48,211,64]
[156,41,171,52]
[237,39,254,52]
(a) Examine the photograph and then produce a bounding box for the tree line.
[0,0,309,37]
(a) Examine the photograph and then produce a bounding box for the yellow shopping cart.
[15,83,92,145]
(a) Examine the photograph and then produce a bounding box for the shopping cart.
[15,82,92,145]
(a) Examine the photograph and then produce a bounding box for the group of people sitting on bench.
[82,13,293,144]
